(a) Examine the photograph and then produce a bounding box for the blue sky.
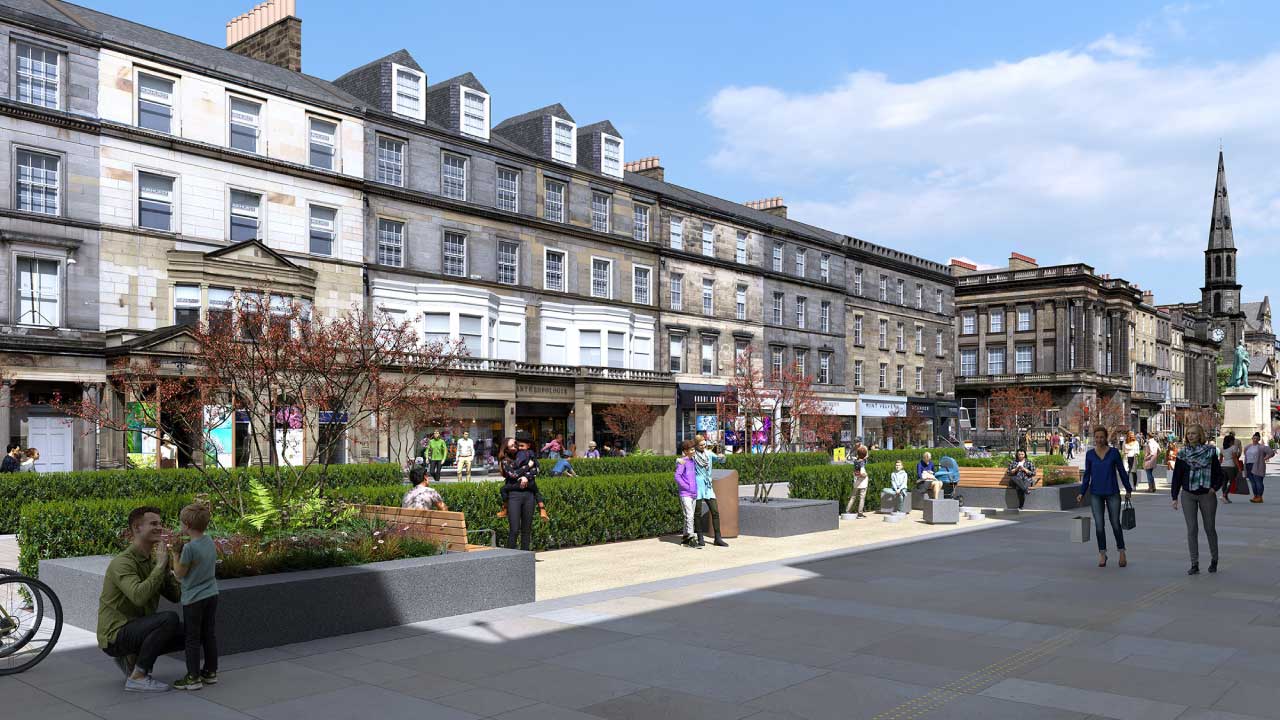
[85,0,1280,311]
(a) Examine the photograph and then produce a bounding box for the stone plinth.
[1222,386,1264,440]
[923,499,960,524]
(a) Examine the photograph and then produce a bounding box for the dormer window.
[461,89,490,140]
[552,119,576,164]
[601,134,624,178]
[392,64,425,121]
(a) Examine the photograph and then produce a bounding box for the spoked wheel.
[0,574,62,675]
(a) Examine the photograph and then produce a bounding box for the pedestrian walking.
[1171,424,1222,575]
[844,445,871,517]
[455,431,475,482]
[1078,427,1133,568]
[1122,431,1141,489]
[425,430,447,482]
[1142,434,1159,493]
[1220,433,1240,504]
[1243,432,1275,503]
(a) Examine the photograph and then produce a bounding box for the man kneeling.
[98,505,183,692]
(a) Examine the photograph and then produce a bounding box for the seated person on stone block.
[889,460,910,511]
[915,452,936,484]
[915,460,944,500]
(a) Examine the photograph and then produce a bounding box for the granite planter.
[737,498,838,537]
[954,483,1082,511]
[40,548,534,654]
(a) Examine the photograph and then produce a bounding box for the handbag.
[1121,500,1137,531]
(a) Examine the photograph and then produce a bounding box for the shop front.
[907,398,938,447]
[824,400,859,449]
[515,380,577,452]
[857,394,908,449]
[677,383,728,448]
[934,400,960,444]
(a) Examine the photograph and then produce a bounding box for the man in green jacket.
[98,505,183,693]
[425,430,448,483]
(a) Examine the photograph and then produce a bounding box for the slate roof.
[428,72,487,94]
[578,120,621,138]
[3,0,363,112]
[494,103,574,130]
[1242,299,1274,336]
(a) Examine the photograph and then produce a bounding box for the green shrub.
[17,495,192,577]
[539,451,830,485]
[788,462,910,513]
[0,464,403,535]
[336,473,683,551]
[861,447,967,465]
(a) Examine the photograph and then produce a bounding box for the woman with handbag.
[1171,424,1223,575]
[1219,433,1239,504]
[1007,449,1036,510]
[1078,427,1133,568]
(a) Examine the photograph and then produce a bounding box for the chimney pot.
[1008,251,1038,271]
[745,196,787,219]
[624,156,664,182]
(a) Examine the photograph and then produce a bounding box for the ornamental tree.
[598,397,661,453]
[717,345,833,503]
[988,386,1054,450]
[55,294,467,527]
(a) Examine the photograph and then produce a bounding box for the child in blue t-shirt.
[169,502,219,691]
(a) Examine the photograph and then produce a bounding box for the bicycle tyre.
[0,575,62,675]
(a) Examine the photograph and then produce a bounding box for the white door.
[27,416,73,473]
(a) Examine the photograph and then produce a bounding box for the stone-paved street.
[7,479,1280,719]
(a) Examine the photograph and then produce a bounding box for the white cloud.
[704,38,1280,305]
[1087,33,1151,59]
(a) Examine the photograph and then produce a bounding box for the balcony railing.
[956,369,1131,387]
[444,358,673,382]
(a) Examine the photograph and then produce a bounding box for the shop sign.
[516,383,572,398]
[860,397,907,417]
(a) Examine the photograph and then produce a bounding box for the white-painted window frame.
[391,63,426,121]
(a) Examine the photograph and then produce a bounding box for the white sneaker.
[124,674,170,693]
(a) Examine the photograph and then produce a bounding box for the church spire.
[1208,149,1234,250]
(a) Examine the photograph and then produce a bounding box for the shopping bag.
[1121,500,1137,531]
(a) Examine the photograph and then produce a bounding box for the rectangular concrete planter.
[737,498,838,537]
[41,548,535,655]
[953,483,1082,511]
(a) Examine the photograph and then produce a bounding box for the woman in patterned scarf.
[1171,424,1223,575]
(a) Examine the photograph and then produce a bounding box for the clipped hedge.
[788,462,906,513]
[19,472,688,575]
[0,463,403,535]
[538,451,830,485]
[18,495,193,577]
[860,448,968,465]
[336,473,682,552]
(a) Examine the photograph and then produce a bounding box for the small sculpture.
[1229,341,1250,388]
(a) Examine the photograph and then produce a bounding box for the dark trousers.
[1180,491,1218,565]
[507,490,536,551]
[695,498,722,541]
[429,460,443,482]
[1248,472,1265,497]
[103,611,184,675]
[183,595,218,677]
[1089,493,1125,552]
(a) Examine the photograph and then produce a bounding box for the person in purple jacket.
[1077,427,1133,568]
[675,440,699,548]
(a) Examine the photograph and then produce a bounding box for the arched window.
[1215,255,1223,278]
[1214,292,1222,314]
[1226,255,1233,277]
[1205,256,1211,279]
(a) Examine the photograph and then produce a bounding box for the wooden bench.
[956,466,1074,488]
[357,505,495,553]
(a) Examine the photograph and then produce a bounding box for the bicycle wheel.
[0,575,62,675]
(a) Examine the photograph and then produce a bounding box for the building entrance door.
[27,416,73,472]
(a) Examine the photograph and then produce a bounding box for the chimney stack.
[624,156,664,182]
[1142,290,1154,305]
[226,0,302,73]
[949,258,978,275]
[1008,251,1038,270]
[745,196,787,219]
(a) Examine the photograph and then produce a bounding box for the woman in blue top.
[693,436,728,547]
[1077,427,1133,568]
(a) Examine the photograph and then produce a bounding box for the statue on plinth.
[1229,342,1250,388]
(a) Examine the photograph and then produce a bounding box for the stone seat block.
[924,498,960,525]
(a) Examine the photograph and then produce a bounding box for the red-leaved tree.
[989,386,1054,451]
[598,398,661,453]
[56,294,467,526]
[882,406,929,449]
[717,346,833,503]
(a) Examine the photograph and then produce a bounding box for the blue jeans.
[1248,472,1265,497]
[1144,468,1155,489]
[1089,493,1125,552]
